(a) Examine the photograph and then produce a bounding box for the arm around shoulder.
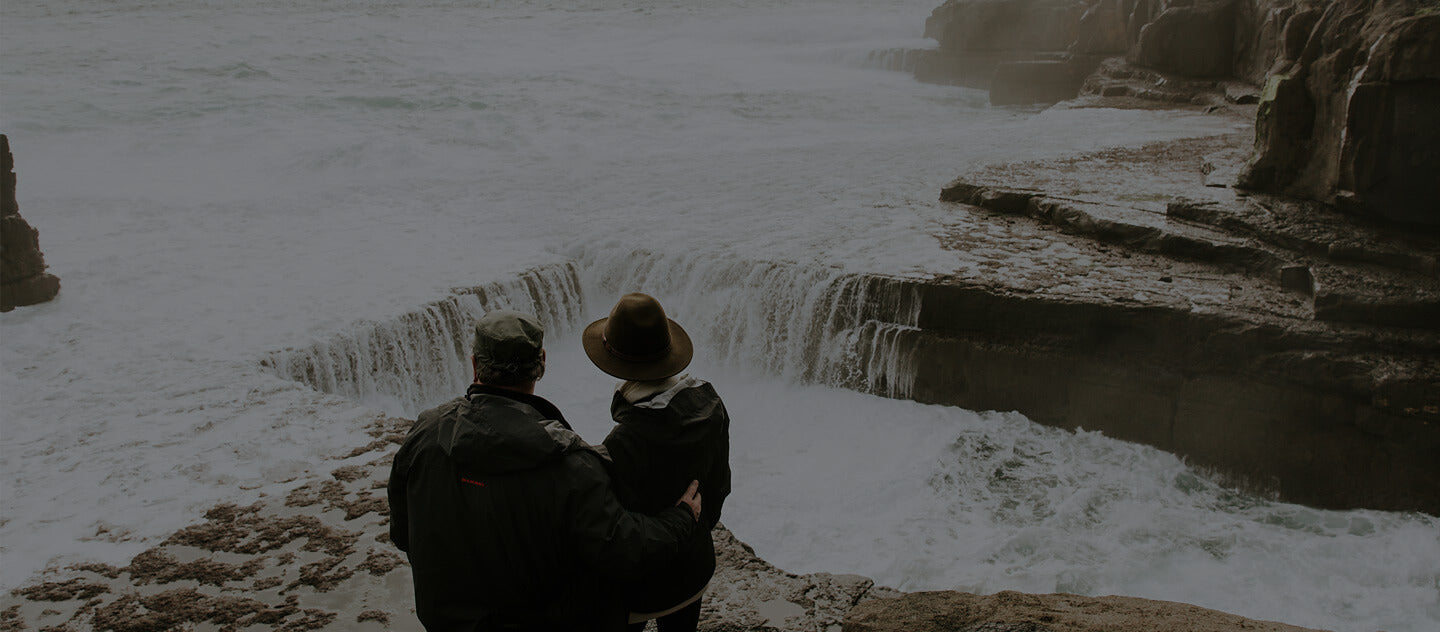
[564,452,695,583]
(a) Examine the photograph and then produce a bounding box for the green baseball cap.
[472,310,544,371]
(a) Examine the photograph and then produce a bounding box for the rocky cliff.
[1238,0,1440,227]
[919,0,1440,227]
[0,135,61,312]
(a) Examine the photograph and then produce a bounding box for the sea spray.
[576,246,921,398]
[261,263,584,415]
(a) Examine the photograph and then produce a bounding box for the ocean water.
[1,0,1435,630]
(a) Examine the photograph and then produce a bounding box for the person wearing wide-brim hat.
[389,309,703,632]
[583,293,732,632]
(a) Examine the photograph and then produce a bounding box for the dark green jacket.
[602,377,732,613]
[388,384,696,632]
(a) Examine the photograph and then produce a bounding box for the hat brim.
[582,317,693,381]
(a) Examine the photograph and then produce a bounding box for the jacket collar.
[467,383,573,431]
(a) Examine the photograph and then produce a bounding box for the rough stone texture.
[1238,0,1440,227]
[1129,0,1238,78]
[0,134,61,312]
[843,591,1324,632]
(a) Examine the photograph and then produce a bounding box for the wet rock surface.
[2,411,1330,632]
[0,134,61,313]
[843,590,1325,632]
[0,412,894,632]
[918,98,1439,513]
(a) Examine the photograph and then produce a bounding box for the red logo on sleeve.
[460,477,487,488]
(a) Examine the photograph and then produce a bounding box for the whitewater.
[0,0,1434,630]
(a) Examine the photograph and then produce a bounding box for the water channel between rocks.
[263,251,1440,632]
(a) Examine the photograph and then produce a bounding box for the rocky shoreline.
[0,412,1328,632]
[915,111,1439,513]
[5,0,1436,628]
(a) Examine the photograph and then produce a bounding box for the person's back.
[605,376,730,529]
[582,293,732,631]
[388,310,699,632]
[603,375,731,618]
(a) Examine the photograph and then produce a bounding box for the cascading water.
[261,252,1440,632]
[262,250,922,415]
[261,263,586,415]
[574,247,921,399]
[4,0,1437,629]
[865,48,926,73]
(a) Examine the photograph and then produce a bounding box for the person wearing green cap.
[388,309,704,632]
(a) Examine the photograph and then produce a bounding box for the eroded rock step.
[923,133,1438,513]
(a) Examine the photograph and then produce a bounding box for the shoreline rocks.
[927,126,1439,514]
[0,134,61,313]
[918,0,1440,228]
[0,413,1332,632]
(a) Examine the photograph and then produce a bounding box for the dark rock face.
[990,60,1093,104]
[929,0,1086,53]
[1240,2,1440,228]
[1,135,60,312]
[1071,0,1130,54]
[1129,0,1239,77]
[930,132,1440,515]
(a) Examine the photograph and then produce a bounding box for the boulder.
[0,135,61,312]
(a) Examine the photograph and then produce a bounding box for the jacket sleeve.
[386,441,411,553]
[565,452,695,583]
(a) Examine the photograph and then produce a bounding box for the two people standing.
[388,294,731,631]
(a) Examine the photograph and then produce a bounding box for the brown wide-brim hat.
[582,293,693,381]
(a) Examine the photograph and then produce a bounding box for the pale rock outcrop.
[1,134,61,312]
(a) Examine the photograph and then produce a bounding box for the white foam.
[2,0,1433,630]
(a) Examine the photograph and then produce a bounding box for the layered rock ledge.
[907,114,1439,514]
